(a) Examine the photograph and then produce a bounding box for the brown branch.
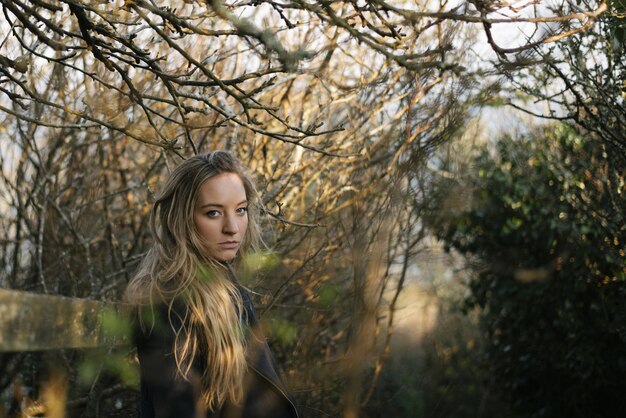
[482,1,606,56]
[2,0,69,50]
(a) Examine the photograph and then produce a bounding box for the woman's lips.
[218,241,239,249]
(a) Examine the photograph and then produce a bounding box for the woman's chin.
[211,250,238,263]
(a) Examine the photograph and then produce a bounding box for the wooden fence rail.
[0,288,131,352]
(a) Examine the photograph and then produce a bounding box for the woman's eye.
[206,210,220,218]
[236,207,248,215]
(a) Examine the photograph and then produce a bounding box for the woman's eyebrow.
[199,200,247,209]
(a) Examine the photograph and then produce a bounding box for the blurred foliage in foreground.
[432,124,626,418]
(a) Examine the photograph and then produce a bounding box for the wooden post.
[0,289,132,352]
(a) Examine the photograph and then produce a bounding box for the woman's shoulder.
[132,299,190,345]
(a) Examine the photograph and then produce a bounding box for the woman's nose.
[223,214,239,234]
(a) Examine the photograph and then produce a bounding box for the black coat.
[134,286,299,418]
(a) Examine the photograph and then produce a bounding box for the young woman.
[125,151,299,418]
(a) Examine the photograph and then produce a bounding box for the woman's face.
[193,172,249,261]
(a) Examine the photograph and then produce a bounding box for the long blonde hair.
[125,151,263,410]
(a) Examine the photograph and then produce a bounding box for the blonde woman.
[125,151,298,418]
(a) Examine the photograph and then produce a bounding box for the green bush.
[433,124,626,417]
